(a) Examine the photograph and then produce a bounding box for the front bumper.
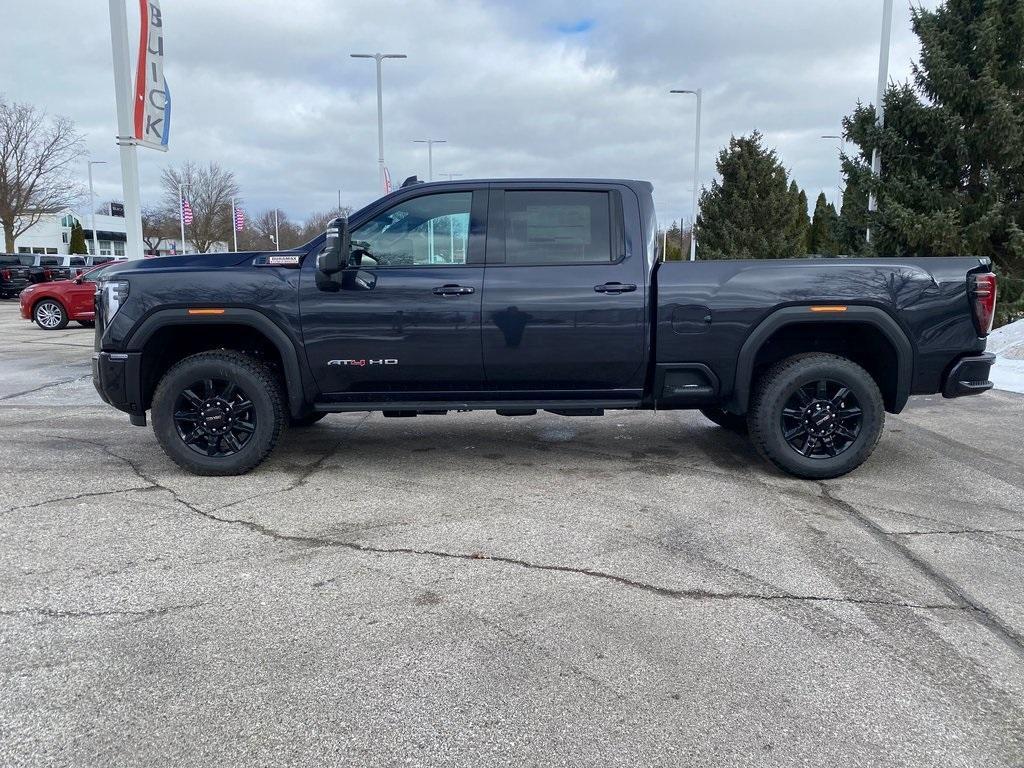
[942,352,996,398]
[93,351,146,425]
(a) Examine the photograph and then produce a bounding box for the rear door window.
[504,191,613,265]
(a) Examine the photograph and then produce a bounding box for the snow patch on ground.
[989,318,1024,394]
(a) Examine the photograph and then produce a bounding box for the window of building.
[46,248,58,255]
[504,191,613,265]
[113,241,126,257]
[33,248,46,255]
[350,192,472,267]
[17,247,30,254]
[60,214,76,227]
[62,232,69,244]
[99,240,113,256]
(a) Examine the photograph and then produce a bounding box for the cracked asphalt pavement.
[1,299,1023,767]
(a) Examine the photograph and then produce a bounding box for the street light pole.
[670,88,702,261]
[867,0,894,244]
[351,53,407,194]
[440,173,463,181]
[86,161,107,256]
[413,139,447,181]
[274,209,280,251]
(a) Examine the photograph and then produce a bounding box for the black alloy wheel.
[173,377,257,457]
[748,353,884,479]
[151,350,286,475]
[780,379,862,459]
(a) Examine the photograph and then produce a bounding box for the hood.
[103,251,278,277]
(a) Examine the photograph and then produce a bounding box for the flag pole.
[231,197,238,252]
[179,183,186,253]
[107,0,144,259]
[274,209,280,251]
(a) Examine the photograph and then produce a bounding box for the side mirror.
[317,217,350,275]
[74,276,83,285]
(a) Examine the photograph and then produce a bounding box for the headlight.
[98,280,130,327]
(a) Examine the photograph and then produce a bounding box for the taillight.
[1,269,9,280]
[970,272,997,336]
[43,268,52,280]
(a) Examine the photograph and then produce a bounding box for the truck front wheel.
[151,350,286,476]
[748,353,884,479]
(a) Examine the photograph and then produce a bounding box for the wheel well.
[32,295,64,312]
[138,324,285,411]
[750,322,900,411]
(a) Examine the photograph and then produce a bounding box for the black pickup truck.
[93,179,997,478]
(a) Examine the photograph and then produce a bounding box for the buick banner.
[133,0,170,151]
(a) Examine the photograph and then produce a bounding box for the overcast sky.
[2,0,936,228]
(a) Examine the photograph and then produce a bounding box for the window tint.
[92,256,114,265]
[41,257,60,266]
[70,257,86,266]
[0,256,20,266]
[505,191,612,265]
[351,192,472,267]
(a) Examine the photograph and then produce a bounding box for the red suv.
[19,263,116,330]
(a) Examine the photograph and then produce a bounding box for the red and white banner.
[133,0,170,151]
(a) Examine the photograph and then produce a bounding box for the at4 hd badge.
[328,359,399,367]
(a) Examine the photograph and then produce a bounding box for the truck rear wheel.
[748,353,884,479]
[151,350,286,476]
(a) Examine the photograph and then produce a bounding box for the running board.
[313,399,640,414]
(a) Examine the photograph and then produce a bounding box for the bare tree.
[296,207,352,244]
[141,205,176,255]
[161,161,239,253]
[239,208,303,251]
[0,97,85,252]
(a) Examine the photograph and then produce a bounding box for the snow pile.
[989,318,1024,394]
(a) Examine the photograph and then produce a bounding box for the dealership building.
[1,207,227,257]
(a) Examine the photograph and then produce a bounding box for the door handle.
[432,284,475,296]
[594,282,637,294]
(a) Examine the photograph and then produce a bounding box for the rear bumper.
[1,279,29,294]
[942,352,996,398]
[93,351,146,425]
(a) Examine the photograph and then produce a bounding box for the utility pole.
[87,161,107,256]
[413,138,447,181]
[351,53,407,194]
[274,209,280,251]
[106,0,144,259]
[670,88,702,261]
[867,0,894,244]
[337,189,343,217]
[231,197,238,252]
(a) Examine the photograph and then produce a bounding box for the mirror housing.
[73,276,84,285]
[317,217,351,275]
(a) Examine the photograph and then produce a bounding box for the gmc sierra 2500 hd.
[93,179,998,478]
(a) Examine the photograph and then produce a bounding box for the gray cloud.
[1,0,935,229]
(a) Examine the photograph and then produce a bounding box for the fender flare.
[125,308,308,417]
[729,305,914,415]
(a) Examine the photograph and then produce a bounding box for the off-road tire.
[33,299,68,330]
[289,412,328,428]
[700,407,748,434]
[151,350,286,476]
[748,353,884,479]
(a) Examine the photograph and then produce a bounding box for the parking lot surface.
[1,298,1022,767]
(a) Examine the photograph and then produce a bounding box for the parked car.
[0,255,32,298]
[20,263,118,329]
[92,178,997,478]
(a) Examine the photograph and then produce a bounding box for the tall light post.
[440,172,463,181]
[821,134,845,208]
[351,53,407,194]
[867,0,894,244]
[413,139,447,181]
[86,160,107,256]
[670,88,702,261]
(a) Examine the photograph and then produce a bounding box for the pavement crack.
[0,374,91,402]
[1,486,155,516]
[894,527,1024,537]
[0,601,204,623]
[818,482,1024,658]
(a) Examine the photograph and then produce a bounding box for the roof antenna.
[400,175,424,188]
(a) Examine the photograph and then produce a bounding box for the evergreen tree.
[809,192,841,255]
[68,220,88,254]
[840,0,1024,275]
[695,131,810,259]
